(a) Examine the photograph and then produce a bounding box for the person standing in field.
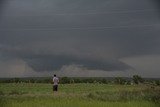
[53,74,59,92]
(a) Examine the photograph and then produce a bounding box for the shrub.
[114,77,126,85]
[60,77,71,84]
[133,75,144,84]
[155,80,160,86]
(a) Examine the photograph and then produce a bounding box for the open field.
[0,83,160,107]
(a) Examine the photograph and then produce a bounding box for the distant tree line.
[0,78,52,84]
[0,75,159,86]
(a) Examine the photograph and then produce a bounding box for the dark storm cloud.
[154,0,160,10]
[0,0,160,75]
[0,0,6,15]
[0,37,131,71]
[24,54,132,72]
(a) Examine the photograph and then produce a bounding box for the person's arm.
[53,78,54,84]
[58,78,59,83]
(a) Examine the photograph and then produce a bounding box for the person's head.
[54,74,56,77]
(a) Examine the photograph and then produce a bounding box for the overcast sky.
[0,0,160,77]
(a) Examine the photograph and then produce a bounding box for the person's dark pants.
[53,85,58,91]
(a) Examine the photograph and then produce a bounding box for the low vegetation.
[0,75,159,107]
[0,75,159,86]
[0,83,160,107]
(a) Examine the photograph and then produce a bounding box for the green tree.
[155,80,160,86]
[133,75,144,84]
[14,78,20,83]
[60,77,70,84]
[114,77,126,85]
[101,78,108,84]
[74,78,82,83]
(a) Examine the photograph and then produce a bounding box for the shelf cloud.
[0,0,160,77]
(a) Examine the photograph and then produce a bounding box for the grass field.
[0,83,160,107]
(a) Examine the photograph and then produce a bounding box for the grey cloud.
[0,0,159,29]
[154,0,160,11]
[1,29,160,58]
[121,55,160,78]
[0,0,6,16]
[0,43,132,72]
[24,54,132,72]
[0,0,160,77]
[0,33,158,72]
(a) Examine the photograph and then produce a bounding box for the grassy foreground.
[0,83,160,107]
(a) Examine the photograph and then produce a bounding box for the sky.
[0,0,160,78]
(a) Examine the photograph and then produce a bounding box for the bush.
[101,79,108,84]
[155,80,160,86]
[74,78,82,83]
[60,77,71,84]
[13,78,21,83]
[114,77,126,85]
[133,75,144,84]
